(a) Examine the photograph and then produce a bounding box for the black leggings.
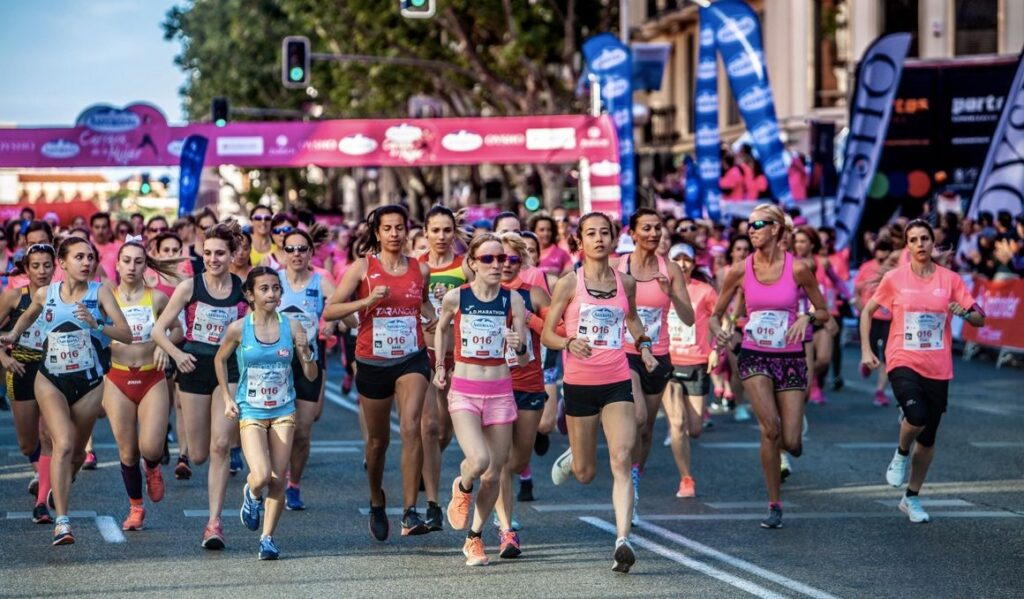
[889,367,948,447]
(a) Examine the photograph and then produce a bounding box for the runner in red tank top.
[324,206,437,541]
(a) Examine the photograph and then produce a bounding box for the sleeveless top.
[419,253,467,315]
[454,284,512,368]
[12,287,45,361]
[519,267,549,293]
[564,268,630,385]
[741,253,801,353]
[115,288,156,345]
[506,281,545,393]
[355,255,426,364]
[39,281,104,379]
[618,254,671,356]
[278,270,324,361]
[183,274,248,355]
[235,313,296,420]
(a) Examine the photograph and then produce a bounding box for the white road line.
[183,510,209,517]
[635,520,841,599]
[309,447,360,454]
[970,442,1024,448]
[580,517,789,599]
[874,499,973,508]
[324,387,401,434]
[698,442,762,449]
[94,516,126,543]
[7,510,97,519]
[531,503,614,512]
[639,511,1022,521]
[312,440,365,446]
[706,502,799,510]
[835,443,894,449]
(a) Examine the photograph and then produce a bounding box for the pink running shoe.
[873,390,890,407]
[809,386,826,405]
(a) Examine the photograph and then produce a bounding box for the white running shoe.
[899,495,930,523]
[551,448,574,486]
[779,452,792,481]
[886,450,909,487]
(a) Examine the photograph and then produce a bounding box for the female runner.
[792,226,842,404]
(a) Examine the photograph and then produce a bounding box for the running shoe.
[830,377,845,391]
[809,386,826,405]
[886,450,909,487]
[447,476,472,531]
[425,501,443,532]
[517,478,534,502]
[401,508,429,536]
[760,505,783,529]
[499,529,521,559]
[28,472,39,497]
[899,495,930,523]
[873,390,891,407]
[229,447,243,476]
[612,537,636,573]
[285,486,305,511]
[122,505,146,531]
[676,476,696,498]
[175,456,192,480]
[734,404,752,422]
[369,494,389,541]
[663,433,671,446]
[82,451,98,470]
[52,521,74,546]
[32,503,52,524]
[703,408,714,429]
[462,536,489,566]
[534,432,550,456]
[259,535,280,560]
[491,513,521,531]
[240,483,263,531]
[780,452,792,482]
[550,447,574,486]
[708,400,728,415]
[145,464,165,503]
[202,520,225,550]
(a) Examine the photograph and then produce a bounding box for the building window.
[954,0,998,56]
[814,0,847,108]
[881,0,919,57]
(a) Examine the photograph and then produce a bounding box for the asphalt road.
[1,347,1023,598]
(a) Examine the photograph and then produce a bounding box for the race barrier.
[961,276,1024,351]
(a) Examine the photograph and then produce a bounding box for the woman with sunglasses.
[709,204,828,529]
[324,205,436,541]
[261,214,299,270]
[616,208,694,517]
[153,222,249,550]
[0,243,57,524]
[433,233,527,566]
[277,226,336,511]
[103,239,183,531]
[546,212,657,573]
[861,219,983,524]
[248,206,274,267]
[144,216,170,243]
[792,226,842,406]
[1,237,132,545]
[417,205,472,532]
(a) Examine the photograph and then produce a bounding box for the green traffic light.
[524,196,541,212]
[411,0,427,6]
[290,66,304,82]
[140,183,151,195]
[215,118,227,127]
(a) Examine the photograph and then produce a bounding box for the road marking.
[875,499,974,508]
[531,503,614,512]
[324,386,401,434]
[835,443,894,449]
[698,442,761,449]
[357,506,433,516]
[94,515,126,543]
[635,520,841,599]
[639,511,1023,521]
[312,440,365,446]
[8,510,97,519]
[183,510,209,517]
[581,517,789,599]
[970,442,1024,448]
[309,447,360,454]
[705,502,799,510]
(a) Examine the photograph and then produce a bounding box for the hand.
[505,328,522,352]
[712,323,732,349]
[365,285,389,309]
[0,353,25,376]
[566,336,592,359]
[224,400,239,420]
[948,301,968,317]
[0,331,18,345]
[422,314,438,334]
[861,349,880,371]
[707,349,720,373]
[153,347,168,371]
[825,316,839,336]
[74,303,98,329]
[174,351,197,373]
[319,322,336,338]
[432,364,447,389]
[294,326,309,350]
[785,314,811,345]
[641,348,658,373]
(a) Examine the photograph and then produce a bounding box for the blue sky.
[0,0,185,127]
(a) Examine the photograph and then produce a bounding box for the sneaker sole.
[285,505,305,511]
[122,524,144,531]
[612,546,635,573]
[676,491,696,498]
[463,548,489,566]
[500,545,521,559]
[202,537,225,550]
[52,534,75,546]
[258,553,280,560]
[33,515,53,525]
[401,523,429,536]
[899,503,930,523]
[760,521,783,529]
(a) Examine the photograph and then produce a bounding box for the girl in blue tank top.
[214,267,317,560]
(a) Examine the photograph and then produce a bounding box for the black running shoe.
[425,502,443,532]
[534,432,550,456]
[400,507,429,536]
[830,377,844,391]
[760,506,783,529]
[369,495,389,541]
[32,503,52,524]
[517,478,535,502]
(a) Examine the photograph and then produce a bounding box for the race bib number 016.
[122,305,155,343]
[903,311,944,351]
[745,310,789,349]
[668,309,696,347]
[193,303,237,345]
[578,304,624,349]
[461,314,505,359]
[246,362,292,409]
[46,329,94,374]
[372,316,418,358]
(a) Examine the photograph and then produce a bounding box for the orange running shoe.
[676,476,696,498]
[145,465,165,503]
[446,476,472,531]
[202,520,225,550]
[122,505,146,531]
[463,536,489,566]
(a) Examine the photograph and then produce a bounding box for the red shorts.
[105,365,166,405]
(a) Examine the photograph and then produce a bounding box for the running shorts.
[563,379,633,418]
[355,349,430,400]
[627,353,673,395]
[106,365,166,404]
[448,377,516,426]
[672,364,710,396]
[292,341,326,402]
[737,349,808,392]
[889,366,948,447]
[177,352,239,396]
[513,390,547,411]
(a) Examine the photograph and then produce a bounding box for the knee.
[51,438,74,461]
[420,417,440,442]
[292,428,312,448]
[687,423,703,440]
[119,447,141,465]
[249,467,271,490]
[760,423,781,444]
[208,436,231,460]
[366,436,389,457]
[783,439,803,457]
[399,421,421,445]
[574,464,597,484]
[266,474,285,495]
[464,454,490,479]
[610,447,632,473]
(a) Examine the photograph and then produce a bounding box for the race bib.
[46,329,94,375]
[745,310,789,349]
[21,318,46,351]
[122,305,155,343]
[626,307,664,345]
[461,314,505,359]
[578,303,624,349]
[903,311,945,351]
[668,310,696,347]
[246,362,292,409]
[192,303,237,345]
[372,316,418,358]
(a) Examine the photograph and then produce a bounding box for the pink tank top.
[617,254,670,356]
[564,267,631,385]
[741,253,801,353]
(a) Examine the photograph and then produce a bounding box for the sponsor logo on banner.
[764,156,786,178]
[302,138,339,152]
[441,130,483,152]
[602,77,630,99]
[700,27,715,47]
[41,139,80,159]
[338,134,377,156]
[952,95,1004,117]
[697,59,718,81]
[0,140,36,153]
[383,124,426,162]
[590,160,621,177]
[696,125,720,148]
[268,134,295,156]
[696,92,719,114]
[737,85,771,112]
[716,16,757,44]
[483,133,525,147]
[699,158,720,179]
[619,139,633,156]
[78,107,141,133]
[216,136,264,156]
[620,170,634,186]
[726,51,763,78]
[612,108,630,127]
[525,128,576,150]
[592,47,629,71]
[751,121,780,146]
[166,139,184,156]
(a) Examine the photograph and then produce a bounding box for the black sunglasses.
[506,255,522,265]
[252,214,273,222]
[272,226,294,235]
[284,244,310,254]
[748,219,775,231]
[147,226,168,234]
[475,253,507,265]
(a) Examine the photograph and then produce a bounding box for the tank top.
[355,255,426,364]
[419,253,467,314]
[564,267,631,385]
[506,281,544,393]
[115,288,156,345]
[183,274,248,355]
[39,281,104,379]
[235,313,296,419]
[454,284,512,367]
[741,253,801,353]
[519,267,549,293]
[618,254,671,356]
[278,270,324,361]
[11,287,45,361]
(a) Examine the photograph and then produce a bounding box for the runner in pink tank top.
[710,204,829,530]
[542,212,656,573]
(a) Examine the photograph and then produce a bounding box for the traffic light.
[211,97,229,127]
[524,195,541,212]
[401,0,435,19]
[282,36,311,89]
[140,173,151,195]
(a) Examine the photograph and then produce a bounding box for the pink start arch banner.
[0,103,623,217]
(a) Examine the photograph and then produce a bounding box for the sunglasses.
[252,214,273,222]
[475,253,508,265]
[284,244,310,254]
[748,219,775,231]
[678,226,696,233]
[506,255,522,265]
[272,226,294,235]
[147,226,168,234]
